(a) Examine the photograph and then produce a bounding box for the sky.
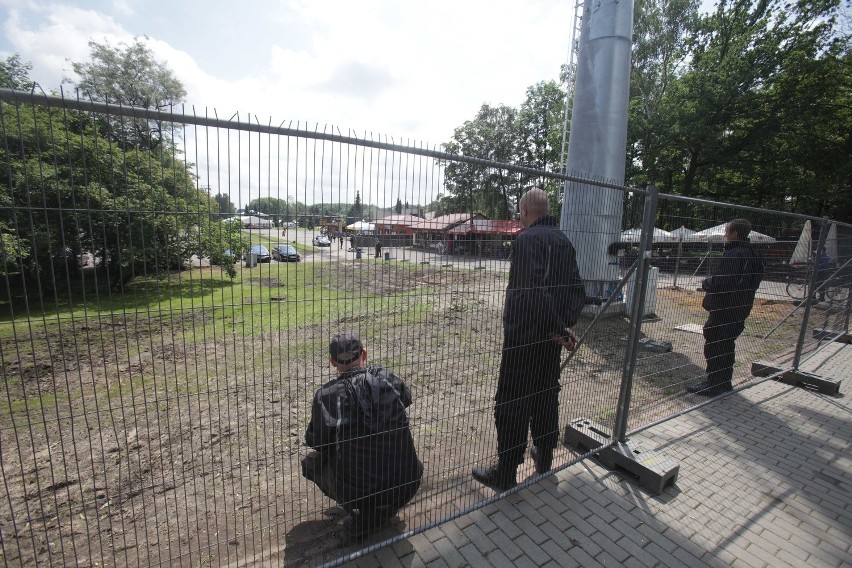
[0,0,578,145]
[0,0,722,209]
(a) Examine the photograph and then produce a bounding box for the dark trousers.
[494,340,561,467]
[302,450,341,505]
[301,450,420,519]
[703,313,745,388]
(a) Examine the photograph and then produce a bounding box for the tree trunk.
[682,148,701,197]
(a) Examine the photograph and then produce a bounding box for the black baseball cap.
[329,331,363,364]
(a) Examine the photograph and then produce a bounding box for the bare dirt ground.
[0,261,808,567]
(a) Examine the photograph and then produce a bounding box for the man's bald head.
[519,188,549,227]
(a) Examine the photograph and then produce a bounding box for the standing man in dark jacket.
[302,332,423,539]
[472,188,585,491]
[689,219,764,397]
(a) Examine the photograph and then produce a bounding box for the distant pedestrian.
[339,233,344,249]
[689,219,764,396]
[375,240,382,258]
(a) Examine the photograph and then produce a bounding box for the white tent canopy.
[619,227,676,243]
[692,223,776,243]
[236,215,273,228]
[826,222,838,264]
[670,226,696,240]
[790,220,838,265]
[790,220,811,265]
[345,220,376,232]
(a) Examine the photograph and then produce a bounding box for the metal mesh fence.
[0,89,848,567]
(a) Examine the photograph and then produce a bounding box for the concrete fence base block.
[780,370,842,395]
[812,328,852,343]
[564,418,679,495]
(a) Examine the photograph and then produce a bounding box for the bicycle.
[824,276,850,304]
[784,264,810,301]
[786,267,850,304]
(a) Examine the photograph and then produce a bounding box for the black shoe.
[687,381,733,397]
[531,446,553,474]
[472,464,517,491]
[686,380,711,394]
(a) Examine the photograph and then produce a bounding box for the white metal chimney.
[560,0,634,301]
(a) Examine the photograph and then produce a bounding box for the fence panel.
[0,89,847,567]
[625,200,851,430]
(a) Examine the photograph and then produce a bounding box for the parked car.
[312,235,331,247]
[272,244,301,262]
[244,244,272,263]
[280,221,298,229]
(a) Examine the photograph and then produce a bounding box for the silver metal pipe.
[613,186,658,442]
[561,0,635,287]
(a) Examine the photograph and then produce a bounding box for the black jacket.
[703,240,765,323]
[305,365,423,505]
[503,215,585,347]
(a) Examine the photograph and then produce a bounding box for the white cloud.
[111,0,133,18]
[1,0,574,204]
[2,4,129,88]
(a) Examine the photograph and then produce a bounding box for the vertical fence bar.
[792,218,829,371]
[672,235,683,288]
[612,186,658,443]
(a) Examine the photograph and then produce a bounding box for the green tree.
[442,103,520,218]
[625,0,850,222]
[69,37,187,150]
[1,56,241,290]
[394,197,403,214]
[516,81,567,212]
[246,197,287,224]
[627,0,699,193]
[346,192,363,226]
[214,193,236,217]
[0,54,34,90]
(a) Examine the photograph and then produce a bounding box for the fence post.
[613,185,658,443]
[792,218,830,371]
[672,236,683,288]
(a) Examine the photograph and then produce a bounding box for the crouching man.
[302,332,423,540]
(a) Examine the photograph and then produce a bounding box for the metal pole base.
[563,418,679,495]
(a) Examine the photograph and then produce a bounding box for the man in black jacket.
[472,188,585,491]
[302,332,423,539]
[689,219,764,397]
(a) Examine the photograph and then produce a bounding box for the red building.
[447,219,524,257]
[374,214,421,236]
[409,213,487,252]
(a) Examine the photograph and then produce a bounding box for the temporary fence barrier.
[0,88,848,567]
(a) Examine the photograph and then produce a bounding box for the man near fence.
[472,188,585,491]
[302,332,423,540]
[690,218,764,396]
